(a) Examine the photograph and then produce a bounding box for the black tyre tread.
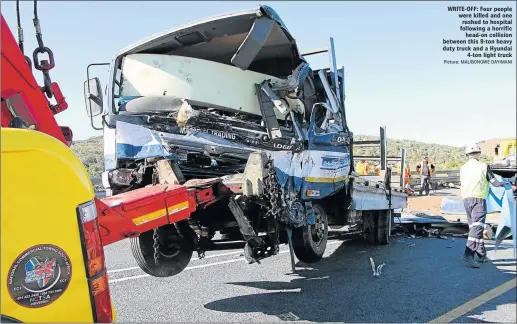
[292,204,328,263]
[375,209,391,245]
[363,211,376,244]
[130,234,158,276]
[130,226,193,277]
[363,210,391,245]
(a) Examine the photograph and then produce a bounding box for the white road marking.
[108,240,342,283]
[107,250,244,274]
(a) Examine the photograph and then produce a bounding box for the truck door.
[301,95,351,200]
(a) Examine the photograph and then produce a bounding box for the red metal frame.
[95,183,220,246]
[1,15,68,145]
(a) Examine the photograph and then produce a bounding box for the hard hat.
[465,143,481,155]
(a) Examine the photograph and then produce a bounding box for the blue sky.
[3,1,516,146]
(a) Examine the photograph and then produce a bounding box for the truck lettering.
[273,143,293,150]
[210,130,236,140]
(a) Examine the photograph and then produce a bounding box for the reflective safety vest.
[356,162,371,175]
[418,160,434,176]
[460,158,489,199]
[404,167,411,184]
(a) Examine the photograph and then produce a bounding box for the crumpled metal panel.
[267,149,351,200]
[115,121,177,160]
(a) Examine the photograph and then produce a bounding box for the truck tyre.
[363,210,391,245]
[292,204,328,263]
[130,224,194,277]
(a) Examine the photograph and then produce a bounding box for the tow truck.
[85,5,409,276]
[1,2,114,321]
[1,2,225,320]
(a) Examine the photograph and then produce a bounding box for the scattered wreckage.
[84,5,409,277]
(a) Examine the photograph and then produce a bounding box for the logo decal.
[7,244,72,308]
[321,155,350,170]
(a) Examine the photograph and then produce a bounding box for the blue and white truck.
[84,5,408,276]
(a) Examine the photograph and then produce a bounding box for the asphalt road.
[104,232,516,323]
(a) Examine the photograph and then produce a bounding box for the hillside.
[71,135,469,179]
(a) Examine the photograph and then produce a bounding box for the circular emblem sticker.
[7,244,72,308]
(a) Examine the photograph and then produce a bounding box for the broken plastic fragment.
[369,257,386,277]
[176,99,200,127]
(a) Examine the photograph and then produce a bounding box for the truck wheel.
[292,204,328,263]
[130,224,194,277]
[376,209,391,245]
[363,210,391,245]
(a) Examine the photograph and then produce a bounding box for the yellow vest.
[460,158,489,199]
[356,162,370,175]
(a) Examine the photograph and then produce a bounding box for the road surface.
[104,233,516,322]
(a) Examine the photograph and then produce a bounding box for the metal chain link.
[152,228,160,265]
[15,0,33,68]
[31,0,55,99]
[16,0,24,54]
[264,158,284,256]
[264,158,283,220]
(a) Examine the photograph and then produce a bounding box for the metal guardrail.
[391,169,461,189]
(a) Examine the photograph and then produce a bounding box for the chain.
[196,237,207,260]
[264,158,283,220]
[264,158,284,256]
[15,0,33,68]
[16,0,24,54]
[31,0,55,99]
[152,228,160,265]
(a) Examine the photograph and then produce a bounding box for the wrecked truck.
[84,5,409,277]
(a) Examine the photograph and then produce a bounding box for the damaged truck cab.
[85,5,408,275]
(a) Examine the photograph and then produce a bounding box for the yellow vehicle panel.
[1,128,114,322]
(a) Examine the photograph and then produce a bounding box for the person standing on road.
[460,143,510,268]
[373,162,381,176]
[416,156,435,195]
[355,159,371,176]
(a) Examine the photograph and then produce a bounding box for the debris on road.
[370,257,385,277]
[277,312,300,321]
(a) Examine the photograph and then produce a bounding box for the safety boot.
[463,256,480,268]
[477,255,489,263]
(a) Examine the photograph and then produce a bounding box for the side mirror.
[84,77,104,117]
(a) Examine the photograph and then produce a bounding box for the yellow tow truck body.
[1,129,116,322]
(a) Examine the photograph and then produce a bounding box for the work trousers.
[420,175,431,195]
[463,197,487,259]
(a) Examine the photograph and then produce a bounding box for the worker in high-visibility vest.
[355,159,371,175]
[416,156,435,196]
[397,162,413,194]
[404,164,411,184]
[373,163,381,176]
[403,164,413,195]
[460,143,510,268]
